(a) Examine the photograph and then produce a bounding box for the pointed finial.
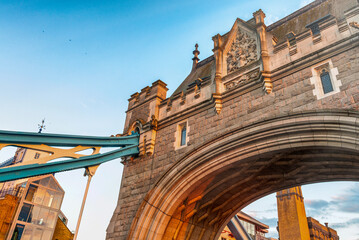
[192,43,200,71]
[192,43,200,61]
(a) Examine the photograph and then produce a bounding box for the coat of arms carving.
[226,29,258,73]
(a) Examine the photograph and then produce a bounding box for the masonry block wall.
[0,195,18,239]
[51,218,74,240]
[106,0,359,239]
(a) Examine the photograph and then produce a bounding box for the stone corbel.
[261,71,272,94]
[166,99,172,112]
[212,94,222,114]
[144,130,156,155]
[180,91,186,105]
[194,85,201,99]
[138,135,146,156]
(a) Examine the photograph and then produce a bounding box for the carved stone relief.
[226,28,258,73]
[225,68,260,91]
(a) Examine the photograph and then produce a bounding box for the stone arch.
[128,110,359,240]
[127,119,146,135]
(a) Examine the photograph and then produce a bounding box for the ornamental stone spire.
[192,43,200,71]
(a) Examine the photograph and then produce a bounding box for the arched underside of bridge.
[128,110,359,240]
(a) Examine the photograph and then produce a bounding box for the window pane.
[32,180,40,184]
[36,208,49,226]
[39,177,51,187]
[47,178,61,192]
[180,126,186,146]
[43,189,56,208]
[320,72,333,94]
[25,184,38,202]
[11,224,25,240]
[45,210,57,229]
[34,228,43,239]
[21,226,33,240]
[18,203,33,222]
[31,205,41,225]
[42,230,53,240]
[33,187,46,205]
[51,192,63,209]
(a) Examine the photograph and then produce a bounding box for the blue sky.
[0,0,358,239]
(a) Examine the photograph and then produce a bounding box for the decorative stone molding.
[224,68,260,91]
[226,29,258,73]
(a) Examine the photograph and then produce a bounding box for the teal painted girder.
[0,130,138,147]
[0,145,138,182]
[0,130,139,182]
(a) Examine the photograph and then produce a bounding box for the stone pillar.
[212,34,223,114]
[253,9,272,94]
[276,186,311,240]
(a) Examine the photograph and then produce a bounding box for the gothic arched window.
[180,125,187,146]
[320,69,334,94]
[134,127,140,134]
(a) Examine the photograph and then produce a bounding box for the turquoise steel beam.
[0,145,138,182]
[0,130,138,147]
[0,130,139,182]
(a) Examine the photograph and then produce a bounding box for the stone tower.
[276,186,310,240]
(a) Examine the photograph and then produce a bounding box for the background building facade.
[277,186,339,240]
[0,147,73,240]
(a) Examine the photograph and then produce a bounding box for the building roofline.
[237,211,269,229]
[267,0,328,31]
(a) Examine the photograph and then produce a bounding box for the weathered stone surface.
[106,0,359,239]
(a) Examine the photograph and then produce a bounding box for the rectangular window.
[180,125,187,146]
[320,71,334,94]
[34,153,40,159]
[45,210,58,229]
[18,203,33,222]
[175,121,189,150]
[11,224,25,240]
[33,228,43,239]
[21,226,33,240]
[42,229,53,240]
[25,184,38,202]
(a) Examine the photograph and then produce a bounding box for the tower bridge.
[105,0,359,239]
[0,0,358,239]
